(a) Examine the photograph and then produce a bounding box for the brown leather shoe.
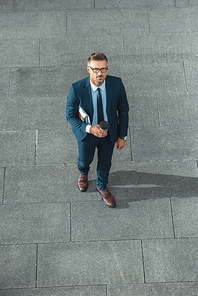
[78,173,88,192]
[96,186,116,208]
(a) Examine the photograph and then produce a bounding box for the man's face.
[87,60,108,86]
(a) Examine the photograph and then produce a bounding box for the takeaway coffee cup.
[99,121,110,133]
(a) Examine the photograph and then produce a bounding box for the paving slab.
[0,39,39,67]
[71,198,174,241]
[143,238,198,282]
[0,11,66,39]
[0,244,36,289]
[148,7,198,33]
[129,94,159,127]
[0,168,3,204]
[4,164,100,203]
[157,92,198,126]
[107,282,198,296]
[172,197,198,238]
[110,159,198,178]
[13,0,94,10]
[9,67,87,99]
[0,68,9,98]
[0,286,106,296]
[187,0,198,5]
[0,97,18,131]
[108,160,198,200]
[176,0,198,6]
[0,96,67,131]
[131,126,198,161]
[0,131,36,166]
[124,33,198,63]
[96,0,175,9]
[184,61,198,92]
[120,61,186,95]
[36,129,77,164]
[0,0,13,11]
[40,36,125,67]
[38,240,144,287]
[67,9,149,37]
[0,203,70,244]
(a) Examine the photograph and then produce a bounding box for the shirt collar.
[90,80,106,92]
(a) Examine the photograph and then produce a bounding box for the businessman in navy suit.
[66,53,129,207]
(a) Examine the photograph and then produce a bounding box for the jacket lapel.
[83,78,93,122]
[105,76,113,119]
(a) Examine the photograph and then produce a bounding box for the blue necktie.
[97,88,104,123]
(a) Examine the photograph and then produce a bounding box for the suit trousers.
[77,134,114,190]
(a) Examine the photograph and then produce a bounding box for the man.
[66,53,129,208]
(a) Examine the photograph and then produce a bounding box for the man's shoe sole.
[78,185,88,192]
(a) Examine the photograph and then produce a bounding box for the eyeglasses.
[89,66,108,73]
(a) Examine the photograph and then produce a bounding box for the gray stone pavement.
[0,0,198,295]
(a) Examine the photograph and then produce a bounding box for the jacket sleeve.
[66,84,88,134]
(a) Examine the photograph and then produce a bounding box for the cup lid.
[99,121,110,129]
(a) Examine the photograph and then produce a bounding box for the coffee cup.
[99,121,110,133]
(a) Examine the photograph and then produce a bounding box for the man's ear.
[87,66,90,73]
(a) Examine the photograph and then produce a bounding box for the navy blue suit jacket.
[66,75,129,144]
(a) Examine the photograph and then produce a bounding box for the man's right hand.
[90,125,107,138]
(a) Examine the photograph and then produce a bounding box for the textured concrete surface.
[0,0,198,295]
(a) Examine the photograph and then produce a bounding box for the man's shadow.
[88,170,198,208]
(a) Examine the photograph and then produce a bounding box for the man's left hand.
[115,138,126,150]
